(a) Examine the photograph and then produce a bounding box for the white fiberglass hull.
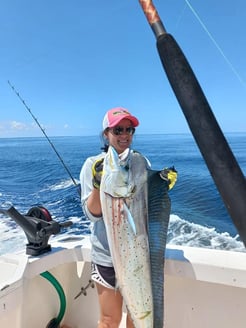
[0,235,246,328]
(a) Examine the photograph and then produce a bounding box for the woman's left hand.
[159,166,178,190]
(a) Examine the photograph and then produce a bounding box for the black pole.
[139,0,246,246]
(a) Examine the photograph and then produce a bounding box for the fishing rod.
[8,80,78,189]
[138,1,246,246]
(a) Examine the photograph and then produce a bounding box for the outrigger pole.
[138,1,246,246]
[8,81,78,189]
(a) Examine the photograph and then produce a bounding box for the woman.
[80,107,176,328]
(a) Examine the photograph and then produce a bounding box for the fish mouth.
[118,147,130,161]
[109,146,130,169]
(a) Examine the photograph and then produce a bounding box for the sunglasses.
[109,126,135,136]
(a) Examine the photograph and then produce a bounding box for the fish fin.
[123,203,137,235]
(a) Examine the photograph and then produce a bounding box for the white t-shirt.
[80,152,113,266]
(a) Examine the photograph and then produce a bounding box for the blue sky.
[1,0,245,137]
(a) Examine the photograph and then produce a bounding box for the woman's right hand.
[92,158,104,189]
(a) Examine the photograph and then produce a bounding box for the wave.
[0,212,245,256]
[0,219,26,255]
[168,214,245,252]
[41,178,80,191]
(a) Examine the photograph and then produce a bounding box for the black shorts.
[91,263,116,289]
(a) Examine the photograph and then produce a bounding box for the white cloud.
[0,120,38,137]
[10,121,29,130]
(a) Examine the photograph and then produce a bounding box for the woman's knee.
[98,313,122,328]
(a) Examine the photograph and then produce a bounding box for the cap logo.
[112,110,130,116]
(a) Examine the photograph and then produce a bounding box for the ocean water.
[0,133,245,255]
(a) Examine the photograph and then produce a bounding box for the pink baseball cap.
[103,107,139,130]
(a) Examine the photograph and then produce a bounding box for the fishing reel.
[0,205,73,256]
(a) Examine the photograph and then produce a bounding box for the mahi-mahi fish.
[100,146,170,328]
